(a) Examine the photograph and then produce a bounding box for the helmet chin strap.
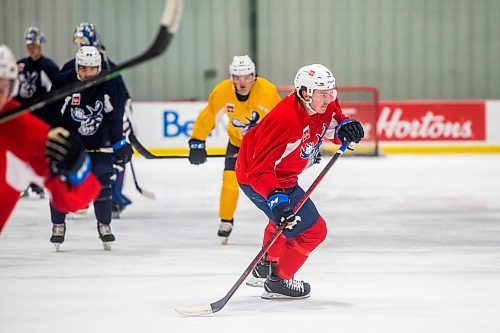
[298,93,318,115]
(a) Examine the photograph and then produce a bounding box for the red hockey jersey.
[235,93,349,198]
[0,100,100,232]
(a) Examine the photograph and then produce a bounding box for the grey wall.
[1,0,499,100]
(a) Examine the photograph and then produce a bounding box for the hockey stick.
[129,159,156,200]
[175,141,352,316]
[129,133,225,159]
[0,0,183,124]
[85,146,156,199]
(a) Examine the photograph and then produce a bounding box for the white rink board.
[131,100,500,153]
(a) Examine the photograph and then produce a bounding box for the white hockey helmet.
[75,46,101,80]
[294,64,336,99]
[0,44,20,97]
[229,55,255,76]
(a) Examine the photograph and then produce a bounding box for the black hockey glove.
[112,137,133,166]
[267,190,301,231]
[336,119,365,144]
[188,139,207,165]
[45,127,91,186]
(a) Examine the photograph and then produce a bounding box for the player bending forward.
[235,64,364,299]
[188,55,281,244]
[45,46,132,250]
[0,44,100,233]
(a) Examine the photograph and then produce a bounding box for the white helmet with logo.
[229,55,255,76]
[0,44,20,97]
[75,46,102,80]
[294,64,336,99]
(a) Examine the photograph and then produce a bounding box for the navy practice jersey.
[47,69,127,150]
[16,56,59,119]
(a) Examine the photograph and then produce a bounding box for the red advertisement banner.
[346,101,486,141]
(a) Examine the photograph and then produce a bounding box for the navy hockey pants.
[239,184,320,238]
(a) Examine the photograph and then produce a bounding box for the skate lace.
[52,225,65,236]
[219,222,232,232]
[284,279,304,293]
[98,223,112,236]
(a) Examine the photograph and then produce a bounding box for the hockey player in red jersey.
[0,44,100,234]
[235,64,364,299]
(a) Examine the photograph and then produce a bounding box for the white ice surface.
[1,155,499,333]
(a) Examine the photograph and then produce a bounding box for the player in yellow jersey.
[188,55,281,244]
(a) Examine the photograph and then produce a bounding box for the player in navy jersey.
[62,22,133,218]
[16,26,60,199]
[46,46,133,250]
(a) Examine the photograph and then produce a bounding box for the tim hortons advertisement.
[342,101,486,142]
[132,100,493,155]
[377,102,486,141]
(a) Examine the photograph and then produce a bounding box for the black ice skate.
[262,273,311,300]
[97,223,115,251]
[246,255,274,288]
[217,219,233,245]
[50,223,66,251]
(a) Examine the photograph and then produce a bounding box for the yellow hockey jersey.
[190,77,281,147]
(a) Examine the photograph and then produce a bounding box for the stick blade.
[140,188,156,200]
[175,304,213,317]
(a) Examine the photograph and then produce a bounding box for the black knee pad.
[224,142,240,171]
[94,173,113,223]
[95,173,113,202]
[224,157,237,171]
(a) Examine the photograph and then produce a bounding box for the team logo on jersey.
[231,111,260,136]
[300,124,327,168]
[302,126,310,141]
[71,100,104,136]
[18,71,38,98]
[71,93,81,105]
[18,63,25,72]
[226,103,235,114]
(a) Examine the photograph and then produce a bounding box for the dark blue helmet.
[73,22,100,47]
[24,26,46,45]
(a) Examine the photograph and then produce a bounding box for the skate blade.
[246,276,265,288]
[219,236,229,245]
[261,291,311,300]
[53,243,61,252]
[102,242,113,251]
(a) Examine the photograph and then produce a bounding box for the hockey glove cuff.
[336,119,365,144]
[188,139,207,165]
[112,137,133,166]
[267,190,301,231]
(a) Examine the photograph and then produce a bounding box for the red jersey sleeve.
[1,105,100,231]
[325,98,350,145]
[243,109,302,198]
